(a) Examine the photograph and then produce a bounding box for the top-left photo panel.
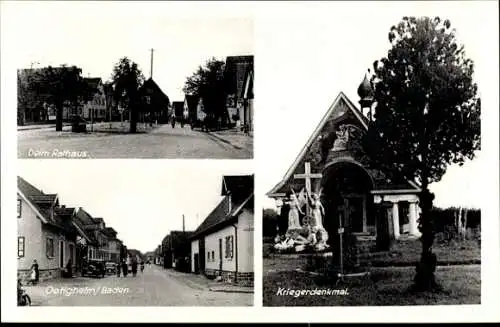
[15,2,253,159]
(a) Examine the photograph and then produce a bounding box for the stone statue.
[332,125,349,151]
[308,190,330,251]
[286,193,303,233]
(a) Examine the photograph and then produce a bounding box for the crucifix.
[294,162,322,218]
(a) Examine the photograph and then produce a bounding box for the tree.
[183,58,227,124]
[263,208,279,237]
[29,65,88,131]
[364,16,480,291]
[110,57,145,133]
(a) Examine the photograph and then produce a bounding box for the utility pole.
[182,214,185,233]
[150,48,154,79]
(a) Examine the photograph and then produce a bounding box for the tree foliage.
[111,57,145,133]
[365,16,481,291]
[25,65,91,131]
[183,58,227,121]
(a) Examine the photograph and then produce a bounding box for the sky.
[18,160,253,254]
[255,1,498,210]
[2,1,253,101]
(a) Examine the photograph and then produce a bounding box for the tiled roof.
[17,177,72,231]
[222,174,254,200]
[191,196,233,239]
[224,55,253,98]
[139,78,170,105]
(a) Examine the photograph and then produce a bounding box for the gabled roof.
[139,78,170,104]
[191,196,232,239]
[224,55,253,98]
[192,174,254,239]
[267,92,419,196]
[17,177,74,231]
[222,174,254,200]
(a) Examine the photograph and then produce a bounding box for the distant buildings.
[82,77,106,122]
[17,176,126,282]
[183,55,254,132]
[161,230,193,272]
[190,175,254,286]
[224,55,254,131]
[138,77,170,123]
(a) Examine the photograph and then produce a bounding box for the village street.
[17,123,253,159]
[25,265,253,306]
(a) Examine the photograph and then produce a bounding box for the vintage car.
[81,259,105,278]
[105,262,117,275]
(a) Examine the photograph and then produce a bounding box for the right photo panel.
[260,5,481,307]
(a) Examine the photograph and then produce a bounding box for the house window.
[211,250,215,261]
[207,251,210,262]
[46,237,54,258]
[17,199,22,218]
[225,236,234,259]
[18,236,25,257]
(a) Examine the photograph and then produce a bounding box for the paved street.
[17,123,253,159]
[25,265,253,306]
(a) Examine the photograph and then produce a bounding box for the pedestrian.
[140,261,145,274]
[65,258,73,278]
[30,260,39,285]
[117,260,122,277]
[122,260,128,277]
[131,260,138,277]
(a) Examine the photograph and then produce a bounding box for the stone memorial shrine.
[267,75,422,275]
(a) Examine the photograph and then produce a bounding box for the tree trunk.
[56,101,63,131]
[129,103,137,133]
[413,181,439,291]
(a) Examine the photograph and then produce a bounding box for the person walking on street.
[30,260,39,285]
[131,259,138,277]
[140,261,145,274]
[122,260,128,277]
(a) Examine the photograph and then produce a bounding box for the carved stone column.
[392,202,400,240]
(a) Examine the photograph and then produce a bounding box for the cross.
[294,162,322,217]
[293,162,322,197]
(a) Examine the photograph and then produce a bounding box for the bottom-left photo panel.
[16,160,254,306]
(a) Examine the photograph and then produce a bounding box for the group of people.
[116,259,145,277]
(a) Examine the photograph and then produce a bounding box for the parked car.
[71,115,87,133]
[105,262,117,275]
[81,259,105,278]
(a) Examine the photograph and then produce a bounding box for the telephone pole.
[150,48,154,79]
[182,214,185,233]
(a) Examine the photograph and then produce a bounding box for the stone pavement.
[206,128,254,153]
[17,123,252,159]
[23,265,252,306]
[162,267,254,293]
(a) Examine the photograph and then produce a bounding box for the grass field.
[263,237,481,306]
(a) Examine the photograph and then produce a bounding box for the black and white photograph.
[260,3,488,307]
[16,160,254,306]
[2,0,500,324]
[15,2,253,159]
